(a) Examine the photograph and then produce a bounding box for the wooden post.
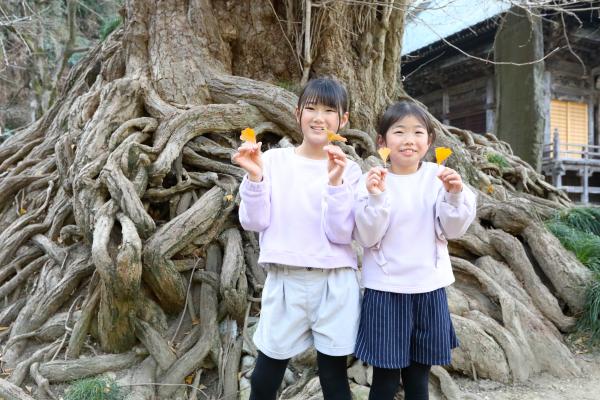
[552,128,562,188]
[543,71,551,144]
[442,90,450,125]
[553,128,560,160]
[581,143,589,204]
[486,78,495,133]
[597,97,600,146]
[588,99,594,146]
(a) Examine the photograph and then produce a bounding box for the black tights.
[249,351,351,400]
[369,362,431,400]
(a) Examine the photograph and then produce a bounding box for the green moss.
[100,16,122,41]
[486,153,510,170]
[64,376,123,400]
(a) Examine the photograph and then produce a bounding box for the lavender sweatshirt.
[353,162,477,293]
[239,147,362,269]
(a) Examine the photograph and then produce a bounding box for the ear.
[339,112,349,129]
[377,134,386,148]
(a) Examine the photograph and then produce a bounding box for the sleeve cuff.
[241,175,266,193]
[444,191,464,207]
[368,192,389,207]
[326,182,349,195]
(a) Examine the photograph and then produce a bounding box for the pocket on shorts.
[255,270,286,349]
[261,270,282,310]
[313,268,361,350]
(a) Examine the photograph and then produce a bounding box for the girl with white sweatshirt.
[353,101,477,400]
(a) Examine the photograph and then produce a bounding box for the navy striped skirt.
[355,288,458,369]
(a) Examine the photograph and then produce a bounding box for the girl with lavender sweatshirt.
[234,78,361,400]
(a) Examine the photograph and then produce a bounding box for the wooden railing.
[541,129,600,204]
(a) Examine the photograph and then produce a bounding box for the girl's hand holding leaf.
[233,141,263,182]
[324,144,347,186]
[366,167,387,195]
[437,167,463,193]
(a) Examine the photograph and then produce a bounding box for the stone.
[240,377,251,400]
[347,360,368,386]
[284,368,295,385]
[350,383,370,400]
[241,355,255,378]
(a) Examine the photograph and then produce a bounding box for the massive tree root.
[0,2,592,399]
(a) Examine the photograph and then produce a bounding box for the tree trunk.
[0,1,589,399]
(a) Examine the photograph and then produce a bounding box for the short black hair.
[297,78,349,117]
[377,101,436,144]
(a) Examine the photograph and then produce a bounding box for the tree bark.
[0,1,589,398]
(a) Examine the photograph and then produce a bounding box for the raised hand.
[323,144,347,186]
[437,166,463,193]
[233,142,263,182]
[366,167,387,195]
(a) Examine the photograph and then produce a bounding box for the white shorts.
[253,264,361,360]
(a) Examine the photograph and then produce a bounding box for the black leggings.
[369,362,431,400]
[249,351,351,400]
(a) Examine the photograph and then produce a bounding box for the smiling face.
[296,102,348,147]
[294,78,349,151]
[379,114,431,174]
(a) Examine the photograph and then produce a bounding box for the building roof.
[402,0,511,55]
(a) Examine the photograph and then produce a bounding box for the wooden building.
[402,3,600,203]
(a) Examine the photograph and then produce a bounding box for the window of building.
[550,99,589,159]
[449,112,486,134]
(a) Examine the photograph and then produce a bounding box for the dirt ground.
[457,345,600,400]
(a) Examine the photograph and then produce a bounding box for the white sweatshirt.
[353,162,477,293]
[239,147,362,269]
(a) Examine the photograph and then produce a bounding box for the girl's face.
[296,102,349,147]
[379,114,431,174]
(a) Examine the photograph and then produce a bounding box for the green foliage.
[64,377,123,400]
[579,277,600,343]
[547,207,600,343]
[69,37,92,67]
[554,207,600,237]
[546,220,600,271]
[276,80,300,93]
[100,16,122,40]
[486,153,510,170]
[80,0,123,15]
[69,52,86,67]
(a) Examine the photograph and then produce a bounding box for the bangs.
[377,101,437,144]
[297,78,348,115]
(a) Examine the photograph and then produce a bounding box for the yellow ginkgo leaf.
[377,147,391,163]
[327,130,347,143]
[223,194,234,202]
[18,207,27,216]
[486,184,495,194]
[185,374,194,385]
[240,127,256,143]
[435,147,452,165]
